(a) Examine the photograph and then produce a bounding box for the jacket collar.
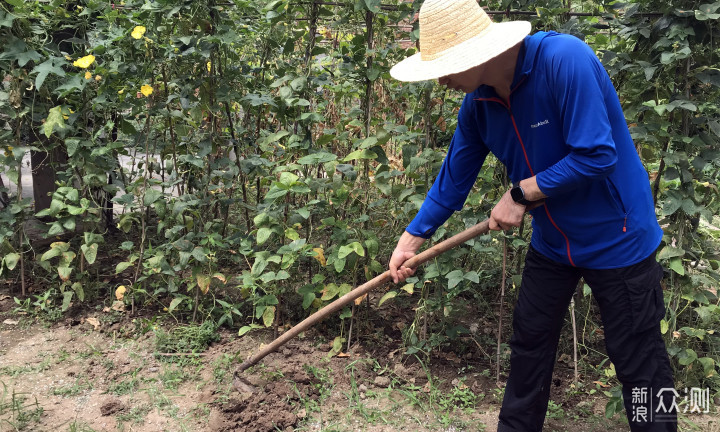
[472,31,557,99]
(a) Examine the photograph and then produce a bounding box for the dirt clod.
[100,398,126,416]
[220,364,321,432]
[374,375,391,387]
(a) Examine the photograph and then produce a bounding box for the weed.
[107,369,142,396]
[0,382,44,431]
[76,343,104,360]
[56,349,71,362]
[159,365,190,391]
[68,420,98,432]
[116,404,151,425]
[212,353,234,383]
[155,321,219,363]
[52,378,92,397]
[546,400,566,419]
[437,377,482,412]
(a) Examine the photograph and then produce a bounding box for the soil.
[0,294,718,432]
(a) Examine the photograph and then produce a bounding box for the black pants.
[498,247,677,432]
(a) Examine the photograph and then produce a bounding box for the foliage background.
[1,0,719,414]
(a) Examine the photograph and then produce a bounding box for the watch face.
[511,186,524,202]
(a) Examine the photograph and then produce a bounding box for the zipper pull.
[623,216,627,233]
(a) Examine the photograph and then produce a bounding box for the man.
[387,0,677,431]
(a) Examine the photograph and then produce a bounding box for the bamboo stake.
[16,121,25,297]
[496,236,507,382]
[236,219,491,373]
[571,295,578,383]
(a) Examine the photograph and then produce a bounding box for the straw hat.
[390,0,531,82]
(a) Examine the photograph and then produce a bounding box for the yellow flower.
[84,71,92,79]
[118,89,124,94]
[73,54,95,69]
[131,26,146,40]
[140,84,153,97]
[95,75,102,81]
[207,61,211,72]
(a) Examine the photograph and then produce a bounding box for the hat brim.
[390,21,532,82]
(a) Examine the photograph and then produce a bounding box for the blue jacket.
[406,31,662,269]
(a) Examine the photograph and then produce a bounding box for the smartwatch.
[510,185,531,206]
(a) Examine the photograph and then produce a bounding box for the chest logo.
[530,119,550,128]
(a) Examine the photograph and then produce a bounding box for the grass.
[159,365,191,391]
[0,381,44,431]
[68,421,98,432]
[52,378,92,397]
[107,369,141,396]
[116,404,151,427]
[154,321,219,361]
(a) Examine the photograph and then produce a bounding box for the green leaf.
[62,291,74,312]
[44,106,67,138]
[116,261,133,274]
[698,357,716,377]
[364,239,379,259]
[660,319,668,335]
[695,3,720,20]
[464,271,480,283]
[709,120,720,138]
[143,189,163,206]
[338,241,365,259]
[238,324,262,337]
[3,253,19,271]
[367,67,381,81]
[290,76,306,91]
[333,257,346,273]
[677,348,697,366]
[32,58,66,91]
[262,306,276,327]
[321,283,340,301]
[58,266,72,281]
[257,227,273,245]
[657,246,685,261]
[297,152,337,165]
[302,292,316,309]
[80,243,98,265]
[1,38,42,67]
[251,256,268,277]
[72,282,84,302]
[696,68,720,87]
[446,270,464,289]
[168,297,183,313]
[0,11,16,28]
[327,336,346,358]
[363,0,381,13]
[668,258,684,275]
[378,291,397,306]
[343,149,377,162]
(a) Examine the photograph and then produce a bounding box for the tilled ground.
[0,295,717,432]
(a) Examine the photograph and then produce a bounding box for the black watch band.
[510,186,531,206]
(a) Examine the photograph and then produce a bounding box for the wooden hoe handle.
[236,219,491,373]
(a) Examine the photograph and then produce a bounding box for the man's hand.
[489,188,527,231]
[489,177,548,231]
[389,231,426,283]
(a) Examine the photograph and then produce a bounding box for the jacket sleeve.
[535,37,618,197]
[406,97,490,238]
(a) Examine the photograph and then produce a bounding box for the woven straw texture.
[391,0,531,82]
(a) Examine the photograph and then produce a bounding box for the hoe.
[233,219,491,390]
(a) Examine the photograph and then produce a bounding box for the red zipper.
[474,88,576,266]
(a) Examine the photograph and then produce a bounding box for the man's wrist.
[398,231,425,252]
[510,185,531,206]
[517,177,547,202]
